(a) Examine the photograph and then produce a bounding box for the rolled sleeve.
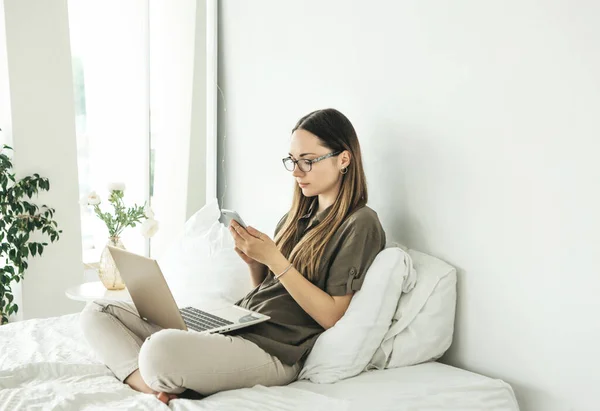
[325,218,385,296]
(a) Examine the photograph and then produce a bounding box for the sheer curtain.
[148,0,200,259]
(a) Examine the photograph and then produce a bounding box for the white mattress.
[0,313,519,411]
[291,362,519,410]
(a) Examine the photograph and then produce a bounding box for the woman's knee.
[79,300,107,331]
[138,329,187,393]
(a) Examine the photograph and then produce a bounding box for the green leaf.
[0,159,61,302]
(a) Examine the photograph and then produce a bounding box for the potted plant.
[0,144,62,325]
[80,183,159,290]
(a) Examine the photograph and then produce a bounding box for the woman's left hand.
[229,220,282,267]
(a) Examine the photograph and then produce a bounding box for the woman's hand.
[234,246,258,266]
[229,220,282,268]
[231,223,262,266]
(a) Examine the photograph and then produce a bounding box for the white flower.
[81,191,101,206]
[107,182,126,192]
[140,218,159,238]
[144,205,155,219]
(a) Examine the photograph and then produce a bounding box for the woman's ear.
[340,150,351,168]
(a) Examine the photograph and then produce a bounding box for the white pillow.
[157,199,253,307]
[368,249,457,369]
[298,247,414,383]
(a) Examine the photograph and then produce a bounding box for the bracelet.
[275,264,293,281]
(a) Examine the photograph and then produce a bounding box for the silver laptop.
[107,245,270,334]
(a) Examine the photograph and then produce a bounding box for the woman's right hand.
[232,225,265,268]
[231,225,268,287]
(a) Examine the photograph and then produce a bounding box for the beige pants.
[79,299,301,395]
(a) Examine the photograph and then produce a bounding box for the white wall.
[3,0,83,320]
[217,1,600,410]
[0,1,9,146]
[0,0,19,319]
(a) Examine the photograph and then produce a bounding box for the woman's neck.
[317,179,342,213]
[317,192,336,214]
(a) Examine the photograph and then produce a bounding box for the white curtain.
[149,0,207,259]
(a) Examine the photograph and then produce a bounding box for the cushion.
[368,249,457,369]
[298,247,415,383]
[157,198,253,307]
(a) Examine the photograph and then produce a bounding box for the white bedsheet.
[0,314,519,411]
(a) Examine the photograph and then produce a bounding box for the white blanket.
[0,314,348,411]
[0,313,519,411]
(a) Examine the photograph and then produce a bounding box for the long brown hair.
[274,109,368,282]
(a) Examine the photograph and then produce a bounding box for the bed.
[0,313,519,410]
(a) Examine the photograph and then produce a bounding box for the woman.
[79,108,386,404]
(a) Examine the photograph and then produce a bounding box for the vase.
[98,237,126,290]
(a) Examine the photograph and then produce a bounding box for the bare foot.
[156,392,179,404]
[124,369,155,394]
[124,369,179,404]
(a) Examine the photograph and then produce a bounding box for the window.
[68,0,152,262]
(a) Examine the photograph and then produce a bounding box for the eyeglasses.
[282,151,341,172]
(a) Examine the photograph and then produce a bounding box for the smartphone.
[220,209,248,229]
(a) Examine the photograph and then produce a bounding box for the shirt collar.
[314,207,332,225]
[299,199,332,224]
[299,199,316,219]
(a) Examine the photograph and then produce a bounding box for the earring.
[340,167,348,174]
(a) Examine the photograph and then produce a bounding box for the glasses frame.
[282,151,342,172]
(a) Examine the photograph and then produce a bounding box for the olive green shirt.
[232,201,386,366]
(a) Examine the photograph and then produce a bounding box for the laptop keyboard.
[179,306,234,332]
